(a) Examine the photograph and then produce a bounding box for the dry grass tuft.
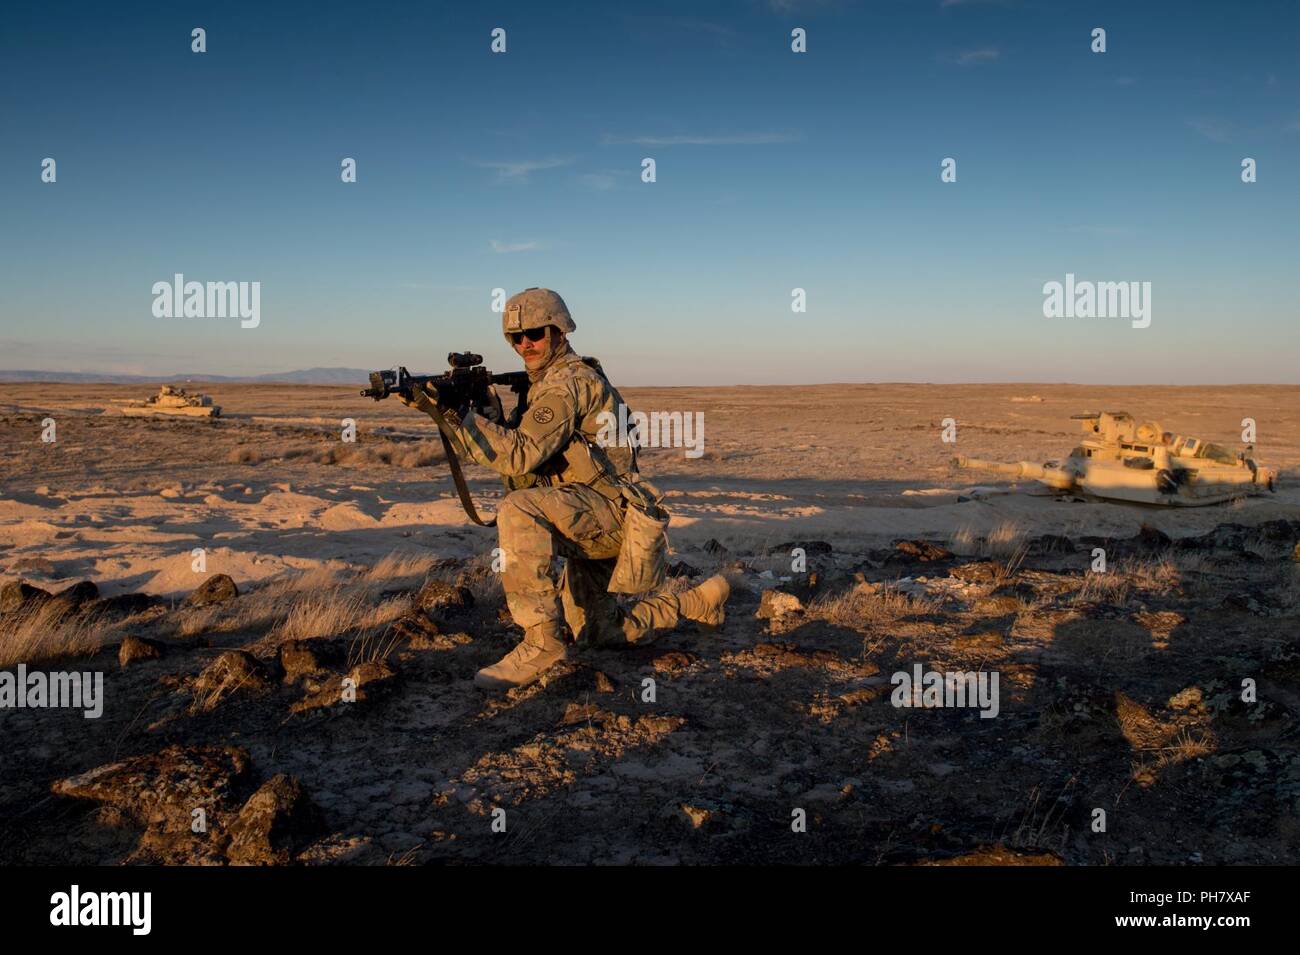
[1071,554,1183,607]
[0,600,118,668]
[811,582,942,628]
[314,440,445,469]
[949,521,1025,559]
[362,553,434,587]
[270,588,408,645]
[171,554,432,643]
[1073,570,1132,605]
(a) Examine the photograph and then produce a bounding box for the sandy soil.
[2,381,1296,598]
[1,381,1297,864]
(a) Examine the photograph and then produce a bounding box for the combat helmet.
[502,288,575,342]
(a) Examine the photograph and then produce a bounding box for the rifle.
[362,351,612,527]
[361,351,532,423]
[360,352,534,526]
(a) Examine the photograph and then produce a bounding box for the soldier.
[401,288,730,690]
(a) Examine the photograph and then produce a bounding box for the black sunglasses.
[508,327,550,345]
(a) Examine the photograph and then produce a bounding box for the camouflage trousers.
[495,483,680,645]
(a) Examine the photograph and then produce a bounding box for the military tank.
[121,385,220,418]
[954,411,1276,506]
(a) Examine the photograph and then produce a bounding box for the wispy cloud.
[489,239,544,254]
[1186,118,1233,143]
[600,132,801,146]
[953,47,1001,66]
[576,171,621,191]
[474,158,572,182]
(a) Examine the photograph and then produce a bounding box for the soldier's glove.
[476,384,506,425]
[398,383,441,419]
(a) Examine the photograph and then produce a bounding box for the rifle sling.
[426,403,496,527]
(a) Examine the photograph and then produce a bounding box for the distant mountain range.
[0,367,372,385]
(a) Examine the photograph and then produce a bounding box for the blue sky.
[2,0,1297,384]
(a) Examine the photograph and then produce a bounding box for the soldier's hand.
[478,383,505,424]
[399,383,440,417]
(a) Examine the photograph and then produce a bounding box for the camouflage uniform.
[438,321,681,648]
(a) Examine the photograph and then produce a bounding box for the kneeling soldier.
[401,288,729,690]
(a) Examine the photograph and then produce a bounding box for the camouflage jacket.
[439,348,637,498]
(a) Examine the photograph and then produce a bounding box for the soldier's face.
[513,327,561,370]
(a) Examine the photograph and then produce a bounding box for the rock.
[636,714,686,736]
[290,660,396,714]
[391,609,440,637]
[278,639,344,683]
[193,650,277,706]
[949,561,1002,584]
[1183,523,1251,552]
[989,581,1037,602]
[666,560,701,579]
[226,775,325,865]
[0,580,51,613]
[757,588,804,620]
[94,592,159,618]
[559,702,618,727]
[1168,687,1205,713]
[411,630,472,651]
[679,804,714,829]
[1256,519,1297,543]
[780,570,831,604]
[851,575,882,597]
[56,580,100,607]
[50,744,254,864]
[118,635,166,667]
[1136,524,1172,550]
[652,651,698,674]
[187,574,239,607]
[413,579,473,614]
[892,540,952,562]
[763,540,833,557]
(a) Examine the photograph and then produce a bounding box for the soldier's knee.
[497,489,547,531]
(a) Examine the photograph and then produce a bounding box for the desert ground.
[1,380,1298,864]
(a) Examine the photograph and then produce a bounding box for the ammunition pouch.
[608,487,670,595]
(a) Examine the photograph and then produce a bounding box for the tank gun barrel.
[953,456,1048,480]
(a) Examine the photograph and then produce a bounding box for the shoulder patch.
[532,406,555,424]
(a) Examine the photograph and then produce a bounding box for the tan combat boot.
[675,574,730,632]
[474,625,568,691]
